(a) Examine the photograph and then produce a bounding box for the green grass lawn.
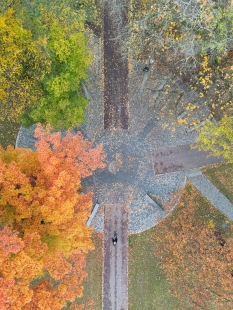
[202,162,233,204]
[75,231,102,309]
[128,228,180,310]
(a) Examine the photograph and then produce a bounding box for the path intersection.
[16,41,229,310]
[15,3,232,308]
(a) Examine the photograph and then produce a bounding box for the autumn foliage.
[154,183,233,309]
[0,124,106,309]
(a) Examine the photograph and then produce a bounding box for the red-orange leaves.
[0,226,24,258]
[154,184,233,309]
[34,124,106,179]
[0,278,33,310]
[45,253,72,280]
[0,124,106,308]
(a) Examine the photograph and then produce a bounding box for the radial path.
[103,203,128,310]
[103,0,129,129]
[152,145,225,175]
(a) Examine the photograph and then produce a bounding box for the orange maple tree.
[0,124,106,309]
[154,184,233,309]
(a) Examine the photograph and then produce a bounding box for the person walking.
[112,233,118,245]
[143,66,150,72]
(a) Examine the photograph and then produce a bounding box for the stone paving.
[15,33,232,234]
[152,144,225,175]
[103,0,129,130]
[103,201,128,310]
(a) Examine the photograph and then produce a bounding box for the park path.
[103,0,129,130]
[187,170,233,221]
[103,203,128,310]
[152,144,225,175]
[102,1,129,309]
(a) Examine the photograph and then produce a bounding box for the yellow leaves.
[207,219,215,229]
[177,118,187,124]
[1,250,43,282]
[0,9,51,121]
[43,235,72,255]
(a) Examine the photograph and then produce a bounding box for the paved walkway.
[103,0,129,130]
[102,1,129,309]
[187,170,233,221]
[152,144,225,175]
[103,202,128,310]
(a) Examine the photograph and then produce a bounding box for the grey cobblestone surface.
[15,34,226,234]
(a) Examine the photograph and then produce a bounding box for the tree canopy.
[0,125,106,309]
[196,115,233,162]
[0,1,92,129]
[0,8,50,122]
[128,0,233,68]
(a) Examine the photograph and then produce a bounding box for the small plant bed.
[74,232,103,310]
[128,228,180,309]
[202,162,233,204]
[153,182,233,310]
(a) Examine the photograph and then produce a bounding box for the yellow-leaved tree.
[196,115,233,161]
[0,8,51,121]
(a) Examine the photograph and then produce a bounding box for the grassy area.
[129,182,233,309]
[75,231,102,309]
[128,228,180,310]
[202,162,233,204]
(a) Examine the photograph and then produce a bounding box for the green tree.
[0,1,92,129]
[21,12,92,129]
[0,8,50,121]
[196,115,233,161]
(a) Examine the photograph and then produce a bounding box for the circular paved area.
[16,119,196,235]
[81,127,191,233]
[16,59,200,234]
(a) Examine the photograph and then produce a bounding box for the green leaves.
[22,94,87,129]
[196,116,233,162]
[24,16,91,129]
[1,1,92,130]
